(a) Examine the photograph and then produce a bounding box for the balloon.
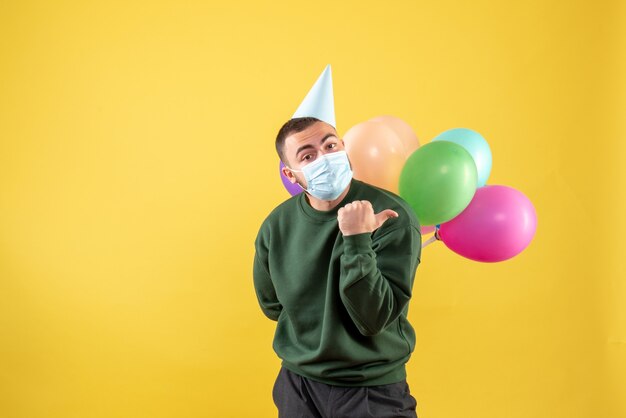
[369,115,420,157]
[432,128,492,187]
[343,120,406,193]
[421,225,436,235]
[399,141,477,226]
[279,160,303,196]
[438,185,537,262]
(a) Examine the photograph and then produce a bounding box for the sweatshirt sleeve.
[253,224,282,321]
[339,225,421,336]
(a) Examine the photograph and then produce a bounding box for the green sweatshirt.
[253,179,421,386]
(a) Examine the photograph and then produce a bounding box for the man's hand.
[337,200,399,236]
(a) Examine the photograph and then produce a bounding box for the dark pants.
[272,367,418,418]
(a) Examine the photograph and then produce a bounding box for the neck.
[305,182,351,211]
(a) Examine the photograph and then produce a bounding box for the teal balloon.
[432,128,492,187]
[399,141,478,226]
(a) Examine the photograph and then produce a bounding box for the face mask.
[288,151,353,201]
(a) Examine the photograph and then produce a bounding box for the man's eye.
[303,154,313,161]
[328,143,337,149]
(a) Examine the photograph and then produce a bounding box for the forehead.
[283,122,338,152]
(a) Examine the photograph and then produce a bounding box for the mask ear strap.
[284,165,307,191]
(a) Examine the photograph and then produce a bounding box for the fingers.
[374,209,399,229]
[338,201,399,234]
[379,209,399,219]
[340,201,397,218]
[340,200,372,210]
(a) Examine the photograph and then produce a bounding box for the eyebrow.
[295,133,338,158]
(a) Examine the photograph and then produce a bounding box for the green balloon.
[399,141,478,226]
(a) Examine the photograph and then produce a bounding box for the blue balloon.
[432,128,492,187]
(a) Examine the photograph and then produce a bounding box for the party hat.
[292,64,336,128]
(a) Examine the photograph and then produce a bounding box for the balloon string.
[422,235,438,248]
[422,228,441,248]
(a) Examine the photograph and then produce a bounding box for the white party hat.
[292,64,335,128]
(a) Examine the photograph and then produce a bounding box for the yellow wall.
[1,1,624,417]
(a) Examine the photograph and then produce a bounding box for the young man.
[253,116,422,418]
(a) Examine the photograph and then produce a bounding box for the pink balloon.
[438,185,537,262]
[421,225,436,235]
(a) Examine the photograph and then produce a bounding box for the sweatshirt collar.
[298,179,361,222]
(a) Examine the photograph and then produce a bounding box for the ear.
[281,166,297,184]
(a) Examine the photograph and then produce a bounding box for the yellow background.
[1,1,624,417]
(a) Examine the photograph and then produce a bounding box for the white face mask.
[287,151,353,201]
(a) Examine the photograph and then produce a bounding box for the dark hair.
[275,117,324,164]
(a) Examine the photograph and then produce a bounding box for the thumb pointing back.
[374,209,399,230]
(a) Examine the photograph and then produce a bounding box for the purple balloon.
[438,185,537,262]
[279,160,303,196]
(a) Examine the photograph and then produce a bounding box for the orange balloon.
[369,115,420,157]
[343,121,406,193]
